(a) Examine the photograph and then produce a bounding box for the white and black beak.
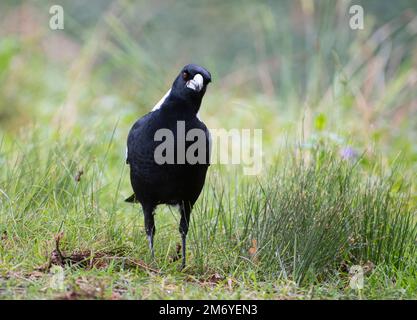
[186,73,204,92]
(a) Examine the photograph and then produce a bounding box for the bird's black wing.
[126,110,169,201]
[197,118,213,166]
[125,112,156,203]
[126,111,154,166]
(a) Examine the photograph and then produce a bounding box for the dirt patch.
[186,272,231,288]
[37,232,159,274]
[55,276,116,300]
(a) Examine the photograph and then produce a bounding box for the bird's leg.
[148,234,155,258]
[142,204,156,259]
[181,233,186,269]
[179,201,192,269]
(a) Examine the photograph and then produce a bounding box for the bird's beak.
[186,73,204,92]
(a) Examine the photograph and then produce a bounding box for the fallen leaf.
[249,239,257,258]
[74,169,84,182]
[363,260,375,274]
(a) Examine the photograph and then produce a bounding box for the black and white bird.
[125,64,212,269]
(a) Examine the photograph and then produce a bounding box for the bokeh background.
[1,1,416,173]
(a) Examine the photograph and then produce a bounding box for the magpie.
[125,64,212,269]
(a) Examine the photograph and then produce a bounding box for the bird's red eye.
[182,71,189,80]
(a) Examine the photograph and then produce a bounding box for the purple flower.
[340,147,358,162]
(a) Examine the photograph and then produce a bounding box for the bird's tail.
[125,194,138,203]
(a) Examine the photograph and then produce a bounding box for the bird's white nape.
[152,89,171,111]
[151,87,203,121]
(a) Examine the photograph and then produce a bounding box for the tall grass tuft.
[191,148,417,284]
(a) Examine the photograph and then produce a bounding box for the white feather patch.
[152,89,171,111]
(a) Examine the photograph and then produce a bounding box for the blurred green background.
[0,1,416,145]
[1,1,416,178]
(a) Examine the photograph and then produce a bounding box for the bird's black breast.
[127,108,210,205]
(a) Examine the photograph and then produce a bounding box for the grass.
[0,127,416,299]
[1,1,417,299]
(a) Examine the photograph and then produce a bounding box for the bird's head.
[170,64,212,106]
